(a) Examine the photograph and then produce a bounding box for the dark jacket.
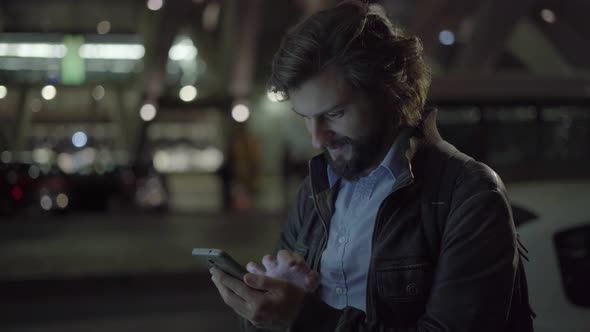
[244,109,532,331]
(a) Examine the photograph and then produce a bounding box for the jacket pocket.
[376,261,433,300]
[374,259,434,327]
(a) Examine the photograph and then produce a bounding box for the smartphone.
[192,248,248,279]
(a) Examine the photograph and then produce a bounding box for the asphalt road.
[0,272,241,332]
[0,211,284,332]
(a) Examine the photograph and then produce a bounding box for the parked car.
[1,162,167,217]
[509,180,590,332]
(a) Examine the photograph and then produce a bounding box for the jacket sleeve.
[416,163,518,332]
[275,177,312,252]
[292,162,519,332]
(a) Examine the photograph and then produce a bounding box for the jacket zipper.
[308,160,330,272]
[310,187,329,272]
[365,174,414,324]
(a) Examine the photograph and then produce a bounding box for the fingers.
[246,261,266,275]
[261,251,305,271]
[288,260,311,274]
[210,268,250,317]
[291,252,305,264]
[241,272,307,331]
[304,270,320,291]
[211,266,306,330]
[262,254,278,271]
[210,267,260,302]
[244,272,285,291]
[277,250,304,267]
[306,270,320,282]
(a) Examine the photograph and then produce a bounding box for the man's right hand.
[246,250,320,293]
[210,266,306,331]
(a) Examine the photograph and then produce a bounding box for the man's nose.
[308,118,333,150]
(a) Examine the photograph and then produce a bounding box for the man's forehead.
[290,94,349,117]
[289,70,352,116]
[291,102,346,118]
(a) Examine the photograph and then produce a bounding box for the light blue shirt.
[319,130,411,312]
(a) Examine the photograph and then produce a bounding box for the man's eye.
[325,110,344,118]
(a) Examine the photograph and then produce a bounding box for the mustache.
[324,137,353,150]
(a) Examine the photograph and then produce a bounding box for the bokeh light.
[40,195,52,210]
[11,185,24,201]
[92,85,105,101]
[140,103,157,122]
[541,9,556,24]
[179,85,197,102]
[97,20,111,34]
[439,30,455,46]
[33,148,53,164]
[231,104,250,122]
[1,151,12,163]
[147,0,164,11]
[0,43,66,58]
[78,44,145,60]
[168,38,198,61]
[72,131,88,148]
[28,165,41,179]
[41,85,57,100]
[57,153,76,174]
[56,193,69,209]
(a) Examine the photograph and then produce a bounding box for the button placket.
[335,287,347,295]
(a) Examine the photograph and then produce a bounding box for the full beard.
[323,133,385,181]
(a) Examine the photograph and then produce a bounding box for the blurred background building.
[0,0,588,331]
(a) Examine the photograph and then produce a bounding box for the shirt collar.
[327,127,413,187]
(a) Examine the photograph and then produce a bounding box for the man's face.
[290,69,393,180]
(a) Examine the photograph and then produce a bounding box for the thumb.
[243,273,283,291]
[246,261,266,275]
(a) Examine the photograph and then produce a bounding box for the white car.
[509,180,590,332]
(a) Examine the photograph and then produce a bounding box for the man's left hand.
[210,266,306,331]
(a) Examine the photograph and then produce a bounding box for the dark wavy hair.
[268,0,431,126]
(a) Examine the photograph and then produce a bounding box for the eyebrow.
[291,103,345,118]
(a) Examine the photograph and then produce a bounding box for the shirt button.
[335,287,347,295]
[338,236,347,244]
[406,283,419,296]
